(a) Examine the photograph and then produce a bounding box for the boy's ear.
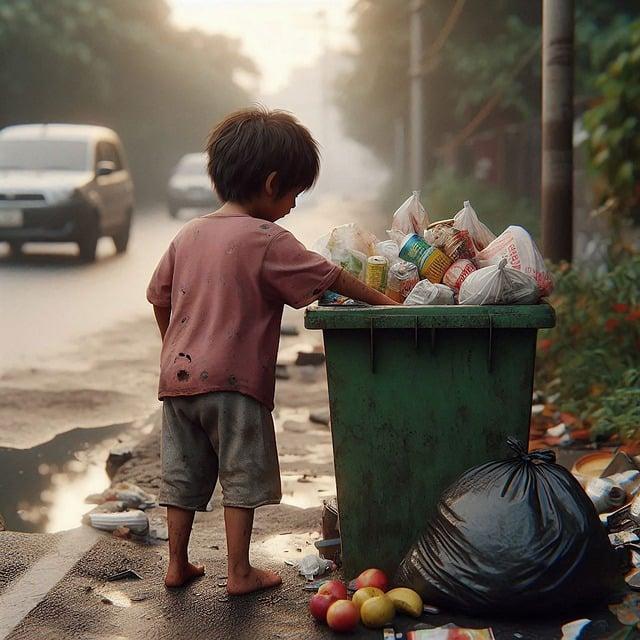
[265,171,278,197]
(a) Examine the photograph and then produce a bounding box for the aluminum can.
[385,260,420,302]
[399,233,452,283]
[365,255,388,292]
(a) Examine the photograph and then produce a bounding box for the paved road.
[0,197,383,374]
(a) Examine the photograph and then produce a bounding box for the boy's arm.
[153,305,171,340]
[330,269,396,306]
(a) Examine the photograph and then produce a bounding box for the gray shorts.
[160,391,282,510]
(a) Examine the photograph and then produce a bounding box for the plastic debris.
[88,509,149,535]
[560,619,591,640]
[585,478,626,514]
[107,569,142,581]
[458,259,540,305]
[391,190,429,236]
[296,554,335,581]
[453,200,495,251]
[86,482,156,510]
[404,280,455,306]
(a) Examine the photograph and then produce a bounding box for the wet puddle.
[0,422,139,533]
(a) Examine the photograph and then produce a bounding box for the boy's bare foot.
[164,562,205,588]
[226,566,282,596]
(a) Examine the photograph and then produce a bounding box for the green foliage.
[0,0,256,199]
[535,256,640,441]
[583,20,640,234]
[420,167,538,238]
[337,1,640,174]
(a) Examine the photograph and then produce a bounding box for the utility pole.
[542,0,574,262]
[409,0,424,191]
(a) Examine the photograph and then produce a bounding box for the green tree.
[0,0,256,199]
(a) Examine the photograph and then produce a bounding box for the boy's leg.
[164,506,205,588]
[224,506,282,595]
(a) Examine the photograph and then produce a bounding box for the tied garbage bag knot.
[506,436,556,464]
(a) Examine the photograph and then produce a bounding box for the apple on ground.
[318,579,348,601]
[309,593,336,623]
[354,568,389,592]
[326,599,360,633]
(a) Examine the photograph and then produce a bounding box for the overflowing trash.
[317,191,552,306]
[395,438,623,615]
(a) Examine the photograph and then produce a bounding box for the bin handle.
[487,313,493,373]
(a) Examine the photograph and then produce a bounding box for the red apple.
[354,568,389,592]
[318,579,348,601]
[326,599,360,633]
[309,593,336,623]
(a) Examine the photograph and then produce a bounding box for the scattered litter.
[314,537,341,564]
[585,477,626,514]
[106,444,133,479]
[88,509,149,535]
[296,554,335,580]
[309,410,330,426]
[560,619,591,640]
[86,482,156,510]
[107,569,142,582]
[280,324,299,336]
[406,628,495,639]
[295,351,325,366]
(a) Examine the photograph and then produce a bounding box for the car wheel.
[8,241,23,255]
[113,210,132,254]
[78,214,99,263]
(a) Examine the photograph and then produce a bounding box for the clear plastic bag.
[404,280,455,306]
[391,190,429,236]
[475,225,554,296]
[314,223,377,280]
[458,258,540,305]
[375,240,401,266]
[453,200,495,251]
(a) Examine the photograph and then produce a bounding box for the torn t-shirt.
[146,211,340,410]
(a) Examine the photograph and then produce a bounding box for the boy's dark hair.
[206,107,320,203]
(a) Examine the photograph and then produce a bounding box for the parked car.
[0,124,134,262]
[167,152,218,218]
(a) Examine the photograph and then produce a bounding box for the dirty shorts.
[160,391,282,510]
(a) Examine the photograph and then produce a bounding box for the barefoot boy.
[147,107,393,595]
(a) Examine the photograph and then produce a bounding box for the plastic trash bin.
[304,303,555,577]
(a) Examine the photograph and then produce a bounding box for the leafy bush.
[583,19,640,234]
[535,256,640,441]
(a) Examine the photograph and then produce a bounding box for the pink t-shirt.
[146,212,340,410]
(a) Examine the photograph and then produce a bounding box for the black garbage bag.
[396,438,623,616]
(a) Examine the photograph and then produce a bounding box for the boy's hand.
[153,304,171,339]
[330,269,397,306]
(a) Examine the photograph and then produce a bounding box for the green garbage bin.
[304,303,555,577]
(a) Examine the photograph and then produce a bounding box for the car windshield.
[176,155,207,176]
[0,140,90,171]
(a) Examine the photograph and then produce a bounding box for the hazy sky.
[168,0,355,95]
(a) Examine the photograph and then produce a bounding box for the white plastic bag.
[404,280,455,306]
[453,200,495,251]
[375,240,401,266]
[391,190,429,236]
[475,225,554,296]
[314,223,377,280]
[458,259,540,305]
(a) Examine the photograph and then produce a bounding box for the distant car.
[0,124,134,262]
[167,153,218,218]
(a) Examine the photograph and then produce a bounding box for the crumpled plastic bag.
[453,200,495,251]
[395,438,623,615]
[475,225,554,296]
[297,554,335,581]
[391,190,429,236]
[404,280,455,306]
[375,240,401,266]
[458,258,540,305]
[314,223,377,280]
